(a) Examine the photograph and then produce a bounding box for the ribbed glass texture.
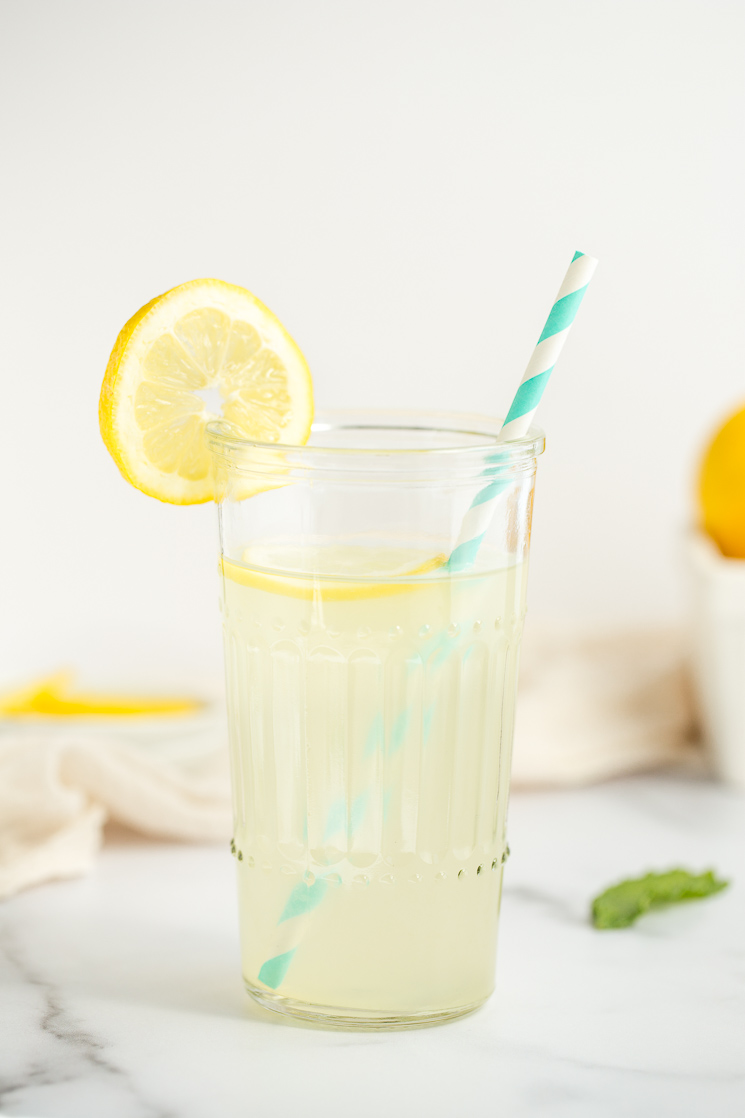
[209,410,543,1026]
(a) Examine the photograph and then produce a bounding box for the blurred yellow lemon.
[99,279,314,504]
[699,405,745,557]
[0,671,201,717]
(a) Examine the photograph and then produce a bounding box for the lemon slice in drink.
[99,279,314,504]
[225,544,448,600]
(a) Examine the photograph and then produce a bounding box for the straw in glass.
[256,249,598,991]
[447,250,598,572]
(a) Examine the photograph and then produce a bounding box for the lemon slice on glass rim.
[99,278,314,504]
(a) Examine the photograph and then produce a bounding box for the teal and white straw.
[447,250,597,572]
[256,250,597,992]
[258,876,329,989]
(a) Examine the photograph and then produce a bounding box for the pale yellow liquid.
[220,544,527,1022]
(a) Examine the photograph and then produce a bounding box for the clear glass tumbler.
[208,409,544,1028]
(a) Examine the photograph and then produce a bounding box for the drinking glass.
[208,409,544,1028]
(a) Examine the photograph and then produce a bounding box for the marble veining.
[0,924,175,1118]
[1,775,744,1118]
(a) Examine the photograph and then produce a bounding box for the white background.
[1,0,743,694]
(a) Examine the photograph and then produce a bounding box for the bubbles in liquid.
[476,864,483,875]
[247,855,255,868]
[280,865,296,876]
[352,874,370,887]
[458,869,467,880]
[447,623,460,639]
[327,628,341,638]
[388,625,403,640]
[435,870,447,881]
[472,620,482,633]
[324,873,342,887]
[272,618,285,632]
[380,873,395,886]
[418,623,431,638]
[408,873,423,885]
[303,870,315,885]
[298,619,311,636]
[356,626,371,640]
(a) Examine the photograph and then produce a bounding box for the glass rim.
[206,408,545,465]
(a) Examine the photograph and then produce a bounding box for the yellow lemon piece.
[699,405,745,558]
[222,546,449,601]
[0,671,201,717]
[404,554,448,576]
[99,279,314,504]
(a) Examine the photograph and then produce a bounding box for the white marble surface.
[1,773,743,1118]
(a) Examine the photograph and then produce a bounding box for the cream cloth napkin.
[0,628,699,899]
[512,624,699,786]
[0,714,232,900]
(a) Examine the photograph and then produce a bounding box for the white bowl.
[686,529,745,789]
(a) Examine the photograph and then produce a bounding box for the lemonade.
[220,543,528,1020]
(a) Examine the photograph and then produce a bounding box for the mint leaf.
[591,869,729,929]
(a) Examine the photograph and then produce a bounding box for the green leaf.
[591,869,729,929]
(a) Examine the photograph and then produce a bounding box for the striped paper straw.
[257,252,597,988]
[257,875,329,989]
[447,250,597,572]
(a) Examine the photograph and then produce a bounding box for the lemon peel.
[699,405,745,557]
